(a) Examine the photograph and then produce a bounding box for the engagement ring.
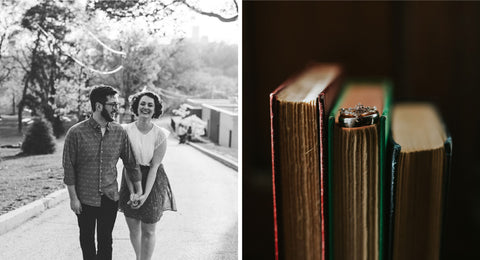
[338,103,379,128]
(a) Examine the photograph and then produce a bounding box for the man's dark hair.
[89,85,118,111]
[130,91,163,118]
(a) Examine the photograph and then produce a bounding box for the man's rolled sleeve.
[120,130,141,182]
[62,129,77,185]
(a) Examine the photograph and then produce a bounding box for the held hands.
[127,193,140,208]
[127,193,147,209]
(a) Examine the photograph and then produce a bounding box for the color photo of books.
[270,66,451,260]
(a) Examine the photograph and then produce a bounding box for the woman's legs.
[125,216,142,260]
[140,222,157,260]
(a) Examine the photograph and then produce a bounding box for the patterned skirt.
[119,164,177,223]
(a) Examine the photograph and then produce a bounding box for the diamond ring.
[338,103,379,128]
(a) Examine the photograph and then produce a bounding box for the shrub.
[21,117,56,155]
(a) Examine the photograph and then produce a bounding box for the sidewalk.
[0,136,238,259]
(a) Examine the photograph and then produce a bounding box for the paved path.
[0,136,238,259]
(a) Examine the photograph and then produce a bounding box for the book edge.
[387,103,451,260]
[270,64,342,260]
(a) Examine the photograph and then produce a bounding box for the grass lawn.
[0,140,66,216]
[0,115,65,215]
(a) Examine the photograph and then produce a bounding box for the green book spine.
[327,79,392,260]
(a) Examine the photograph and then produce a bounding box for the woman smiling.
[118,90,177,260]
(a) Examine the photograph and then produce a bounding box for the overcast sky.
[161,1,239,44]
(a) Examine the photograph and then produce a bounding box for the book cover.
[270,63,343,260]
[386,102,452,260]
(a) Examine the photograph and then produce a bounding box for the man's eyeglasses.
[104,102,119,108]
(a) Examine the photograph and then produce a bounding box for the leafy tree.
[0,1,18,87]
[17,0,76,134]
[85,28,162,114]
[116,30,160,110]
[76,0,238,117]
[199,41,237,78]
[0,0,30,115]
[154,39,198,89]
[154,39,237,99]
[0,0,238,129]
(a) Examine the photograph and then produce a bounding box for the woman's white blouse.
[123,123,168,166]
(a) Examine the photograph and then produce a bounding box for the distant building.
[192,26,200,41]
[181,103,202,118]
[190,25,209,43]
[186,99,238,149]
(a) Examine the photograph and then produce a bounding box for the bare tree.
[86,0,238,23]
[178,0,238,22]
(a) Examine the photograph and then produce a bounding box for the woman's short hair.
[130,91,163,118]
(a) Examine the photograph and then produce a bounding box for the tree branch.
[0,31,6,60]
[12,51,29,72]
[180,0,238,22]
[0,66,12,84]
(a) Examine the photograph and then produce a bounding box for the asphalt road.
[0,135,238,259]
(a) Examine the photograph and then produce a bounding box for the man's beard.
[101,107,115,122]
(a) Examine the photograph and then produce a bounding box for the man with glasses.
[63,84,143,260]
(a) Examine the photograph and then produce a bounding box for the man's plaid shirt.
[63,117,141,207]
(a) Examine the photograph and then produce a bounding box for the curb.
[187,142,238,171]
[0,188,68,236]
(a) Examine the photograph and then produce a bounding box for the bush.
[21,117,56,155]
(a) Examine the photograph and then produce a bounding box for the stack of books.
[270,64,452,260]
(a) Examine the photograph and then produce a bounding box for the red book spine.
[270,63,342,260]
[270,93,279,260]
[270,81,287,260]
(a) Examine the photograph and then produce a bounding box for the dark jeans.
[76,195,118,260]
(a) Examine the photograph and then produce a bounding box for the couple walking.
[62,85,176,260]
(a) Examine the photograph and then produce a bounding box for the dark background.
[243,1,480,259]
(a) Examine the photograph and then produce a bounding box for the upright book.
[327,80,392,260]
[270,63,343,260]
[386,102,452,260]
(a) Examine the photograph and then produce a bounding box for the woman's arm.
[123,168,135,194]
[135,133,167,208]
[120,125,143,197]
[123,167,143,206]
